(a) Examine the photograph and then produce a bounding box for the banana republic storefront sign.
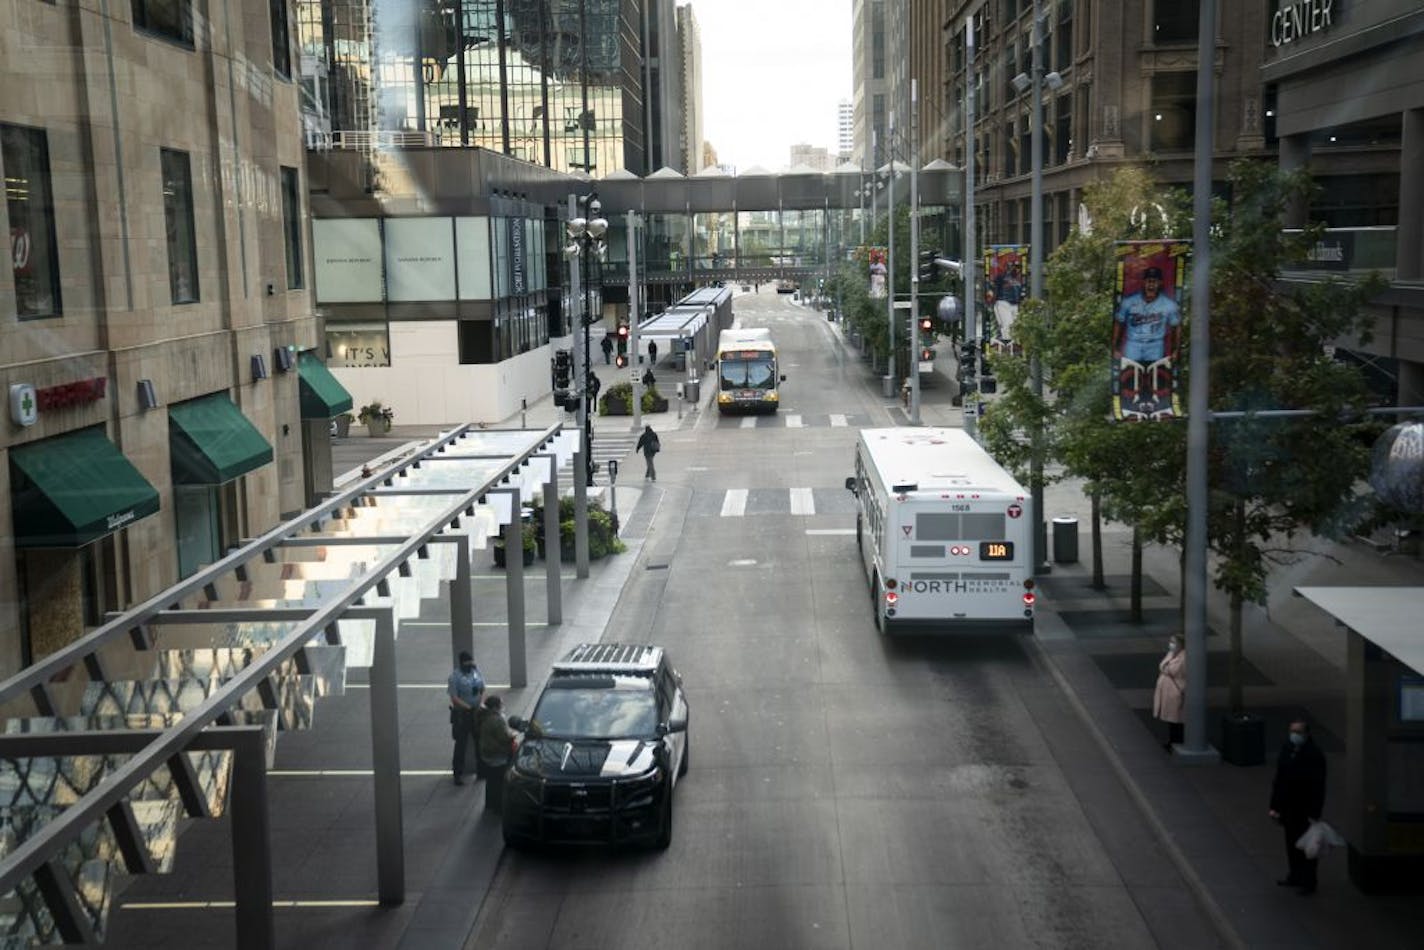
[1272,0,1336,48]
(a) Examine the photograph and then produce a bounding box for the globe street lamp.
[564,193,607,488]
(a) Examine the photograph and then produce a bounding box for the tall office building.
[1,0,343,672]
[937,1,1274,254]
[678,2,705,174]
[297,0,652,176]
[851,0,888,169]
[790,144,834,172]
[837,99,855,162]
[647,0,686,172]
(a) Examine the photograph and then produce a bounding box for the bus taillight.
[1022,592,1036,607]
[885,591,899,607]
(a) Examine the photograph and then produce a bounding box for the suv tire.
[653,795,673,850]
[678,738,690,777]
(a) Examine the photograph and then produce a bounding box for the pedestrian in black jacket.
[635,424,660,480]
[1268,719,1327,894]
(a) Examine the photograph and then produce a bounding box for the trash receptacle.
[882,375,895,398]
[1219,713,1266,766]
[1052,515,1079,564]
[683,379,699,403]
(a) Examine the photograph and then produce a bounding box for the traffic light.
[616,323,629,355]
[919,316,934,334]
[615,353,628,368]
[958,340,979,376]
[920,347,934,362]
[552,349,572,389]
[918,248,940,283]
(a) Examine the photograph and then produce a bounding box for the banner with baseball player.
[866,246,888,299]
[1111,241,1190,421]
[983,245,1028,349]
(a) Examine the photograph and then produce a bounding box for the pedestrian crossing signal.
[615,354,628,368]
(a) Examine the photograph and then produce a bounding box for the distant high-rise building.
[647,0,685,172]
[838,99,855,162]
[297,0,657,176]
[701,139,720,171]
[851,0,888,169]
[790,144,833,171]
[678,3,705,174]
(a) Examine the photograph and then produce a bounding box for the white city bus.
[845,427,1035,634]
[715,327,784,413]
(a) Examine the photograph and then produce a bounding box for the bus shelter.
[0,423,588,947]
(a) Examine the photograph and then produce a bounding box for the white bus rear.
[846,428,1036,634]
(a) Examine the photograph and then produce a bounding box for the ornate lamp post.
[564,193,608,487]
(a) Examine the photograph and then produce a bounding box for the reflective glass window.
[2,123,62,319]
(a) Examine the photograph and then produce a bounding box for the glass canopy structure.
[0,423,587,947]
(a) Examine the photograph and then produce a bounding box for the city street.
[464,292,1220,948]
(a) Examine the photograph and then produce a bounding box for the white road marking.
[790,487,815,515]
[739,417,757,429]
[829,414,848,427]
[805,528,857,535]
[720,489,748,517]
[785,414,804,428]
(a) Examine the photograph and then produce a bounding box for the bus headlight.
[717,393,732,404]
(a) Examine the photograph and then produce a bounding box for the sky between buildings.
[694,0,853,171]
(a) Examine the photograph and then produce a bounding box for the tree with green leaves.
[984,161,1385,713]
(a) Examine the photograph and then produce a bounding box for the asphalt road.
[466,293,1223,949]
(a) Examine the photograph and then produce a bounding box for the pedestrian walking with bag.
[647,339,658,365]
[478,695,518,811]
[1269,719,1328,895]
[447,651,484,785]
[635,424,661,481]
[1153,633,1186,751]
[600,335,613,364]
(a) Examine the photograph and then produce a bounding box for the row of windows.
[131,0,293,80]
[3,123,304,320]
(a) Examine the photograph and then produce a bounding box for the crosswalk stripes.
[739,417,756,429]
[789,487,814,515]
[784,414,804,428]
[714,413,862,429]
[720,488,748,517]
[589,430,638,483]
[829,414,848,427]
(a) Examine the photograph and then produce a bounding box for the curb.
[1022,629,1249,950]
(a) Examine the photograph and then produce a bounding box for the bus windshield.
[720,356,775,390]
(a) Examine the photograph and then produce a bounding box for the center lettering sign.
[1272,0,1335,47]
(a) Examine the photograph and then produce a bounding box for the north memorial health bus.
[844,427,1035,634]
[715,327,785,413]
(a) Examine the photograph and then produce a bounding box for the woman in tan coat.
[1153,633,1186,750]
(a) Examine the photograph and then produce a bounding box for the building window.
[270,0,291,78]
[1153,0,1199,44]
[280,166,303,288]
[1150,72,1197,152]
[132,0,194,45]
[2,124,62,319]
[1004,37,1018,101]
[160,148,200,304]
[1054,93,1072,164]
[1056,0,1073,72]
[1004,119,1018,177]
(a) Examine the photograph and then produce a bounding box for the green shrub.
[533,496,626,559]
[599,381,663,415]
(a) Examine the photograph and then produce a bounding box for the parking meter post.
[521,398,527,428]
[676,382,684,421]
[607,459,619,534]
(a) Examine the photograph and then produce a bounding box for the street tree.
[983,161,1385,712]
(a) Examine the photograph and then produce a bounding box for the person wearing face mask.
[1269,719,1327,895]
[447,651,485,786]
[1152,633,1187,751]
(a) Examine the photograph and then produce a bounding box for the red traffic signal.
[919,317,934,332]
[617,324,629,339]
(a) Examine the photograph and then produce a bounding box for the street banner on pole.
[983,245,1028,347]
[865,246,888,299]
[1111,240,1190,421]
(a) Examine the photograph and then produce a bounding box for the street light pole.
[1028,0,1049,573]
[886,110,896,398]
[963,16,978,441]
[909,80,922,425]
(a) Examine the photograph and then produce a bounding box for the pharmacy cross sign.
[9,383,38,427]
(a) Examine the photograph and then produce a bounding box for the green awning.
[298,351,353,419]
[168,394,274,485]
[9,428,161,548]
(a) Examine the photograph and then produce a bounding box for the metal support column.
[229,724,277,944]
[450,533,473,662]
[630,210,643,431]
[573,445,590,578]
[909,79,922,425]
[497,487,527,688]
[1180,0,1221,764]
[369,606,406,902]
[963,19,978,440]
[1029,0,1048,574]
[540,454,562,626]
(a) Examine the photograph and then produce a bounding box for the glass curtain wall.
[780,209,825,269]
[644,213,690,281]
[693,212,735,269]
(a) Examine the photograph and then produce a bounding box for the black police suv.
[502,643,689,849]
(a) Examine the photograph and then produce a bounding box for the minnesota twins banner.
[866,246,888,299]
[1111,241,1190,421]
[983,245,1027,348]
